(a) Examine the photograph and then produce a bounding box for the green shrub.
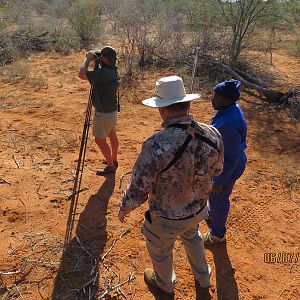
[0,30,32,65]
[291,38,300,56]
[47,25,81,54]
[67,0,102,45]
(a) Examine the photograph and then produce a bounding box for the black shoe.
[102,159,118,169]
[96,166,116,176]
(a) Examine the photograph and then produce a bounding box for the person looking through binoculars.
[78,46,119,176]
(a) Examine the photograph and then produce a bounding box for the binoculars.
[85,52,102,59]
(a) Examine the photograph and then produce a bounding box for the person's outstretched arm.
[78,50,95,81]
[118,141,158,222]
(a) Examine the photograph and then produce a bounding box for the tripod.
[64,87,93,247]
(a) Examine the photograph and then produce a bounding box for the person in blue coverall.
[203,79,247,245]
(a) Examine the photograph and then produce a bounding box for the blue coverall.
[210,103,247,238]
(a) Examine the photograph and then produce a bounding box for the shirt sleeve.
[86,69,114,85]
[120,141,158,215]
[213,122,241,185]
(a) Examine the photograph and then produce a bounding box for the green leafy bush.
[291,38,300,56]
[67,0,102,45]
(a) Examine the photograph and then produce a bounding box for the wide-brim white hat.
[142,75,201,108]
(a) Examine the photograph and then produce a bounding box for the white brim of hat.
[142,93,201,108]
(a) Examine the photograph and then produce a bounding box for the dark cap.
[98,46,117,59]
[213,79,241,102]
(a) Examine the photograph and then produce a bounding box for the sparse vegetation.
[0,2,299,300]
[0,0,298,115]
[291,38,300,56]
[0,61,29,83]
[0,0,299,64]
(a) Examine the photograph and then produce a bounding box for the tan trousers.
[141,206,211,293]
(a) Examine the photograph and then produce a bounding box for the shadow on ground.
[206,242,239,300]
[195,282,212,300]
[51,175,115,299]
[144,281,175,300]
[242,91,300,155]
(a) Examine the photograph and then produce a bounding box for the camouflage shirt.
[120,115,224,219]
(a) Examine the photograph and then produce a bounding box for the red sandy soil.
[0,49,299,300]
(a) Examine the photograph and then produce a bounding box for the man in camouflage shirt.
[118,76,224,294]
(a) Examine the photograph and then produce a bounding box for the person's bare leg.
[108,130,119,163]
[95,137,113,167]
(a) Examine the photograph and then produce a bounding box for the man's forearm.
[119,186,149,218]
[78,58,90,80]
[78,51,95,80]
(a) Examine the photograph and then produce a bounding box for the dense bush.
[67,0,102,46]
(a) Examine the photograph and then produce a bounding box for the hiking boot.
[203,231,226,245]
[144,268,174,295]
[102,159,119,169]
[96,165,116,176]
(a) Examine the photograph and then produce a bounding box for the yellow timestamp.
[264,253,299,264]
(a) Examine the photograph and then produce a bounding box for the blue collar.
[216,103,237,116]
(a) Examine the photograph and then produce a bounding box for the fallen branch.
[97,273,136,299]
[195,52,297,104]
[231,67,268,88]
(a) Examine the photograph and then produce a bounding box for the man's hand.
[86,50,96,61]
[212,184,222,194]
[118,210,128,223]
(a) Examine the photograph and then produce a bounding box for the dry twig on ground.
[101,228,131,262]
[67,187,89,200]
[17,198,28,222]
[0,90,13,99]
[0,178,11,185]
[97,273,136,299]
[12,154,20,168]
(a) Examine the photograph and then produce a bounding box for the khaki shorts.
[93,111,117,138]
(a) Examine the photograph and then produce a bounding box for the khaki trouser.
[141,206,211,293]
[93,111,117,138]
